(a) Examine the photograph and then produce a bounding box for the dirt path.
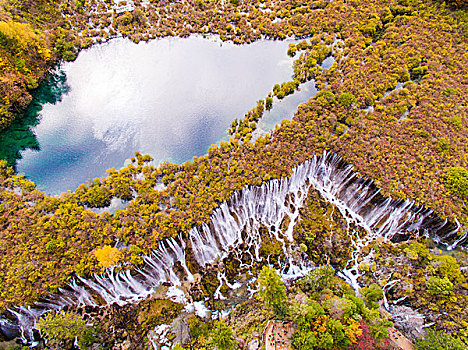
[263,320,294,350]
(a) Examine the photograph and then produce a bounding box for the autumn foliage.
[0,1,467,336]
[94,245,122,268]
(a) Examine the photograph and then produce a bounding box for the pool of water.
[2,36,317,195]
[254,80,317,139]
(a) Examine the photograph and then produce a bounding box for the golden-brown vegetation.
[0,3,467,344]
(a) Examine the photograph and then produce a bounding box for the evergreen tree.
[257,265,287,316]
[208,321,237,350]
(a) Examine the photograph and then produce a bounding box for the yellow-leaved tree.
[0,20,51,59]
[94,245,122,268]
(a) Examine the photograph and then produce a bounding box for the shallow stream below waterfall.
[0,36,320,195]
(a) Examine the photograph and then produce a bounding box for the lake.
[2,36,317,195]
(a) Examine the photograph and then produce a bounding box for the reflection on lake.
[7,36,315,195]
[0,72,70,168]
[255,80,317,139]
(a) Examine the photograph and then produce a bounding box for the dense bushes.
[415,329,467,350]
[359,240,468,339]
[0,0,467,329]
[0,19,53,128]
[36,311,94,348]
[273,80,300,99]
[53,28,78,62]
[288,267,393,349]
[445,167,468,198]
[208,321,237,350]
[426,276,454,297]
[448,0,468,9]
[338,92,357,109]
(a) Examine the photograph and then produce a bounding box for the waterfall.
[1,152,461,343]
[3,236,193,343]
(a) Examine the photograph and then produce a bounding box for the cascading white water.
[1,152,460,342]
[4,235,193,342]
[188,166,311,268]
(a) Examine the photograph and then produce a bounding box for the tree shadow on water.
[0,70,70,169]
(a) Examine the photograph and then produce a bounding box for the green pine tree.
[257,265,287,316]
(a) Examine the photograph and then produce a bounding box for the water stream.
[2,152,462,343]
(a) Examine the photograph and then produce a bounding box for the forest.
[0,0,468,348]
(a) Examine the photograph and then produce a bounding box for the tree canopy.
[256,265,287,316]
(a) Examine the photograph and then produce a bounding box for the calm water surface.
[11,36,313,194]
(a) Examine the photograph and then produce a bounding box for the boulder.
[171,314,191,346]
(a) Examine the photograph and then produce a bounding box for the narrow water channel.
[0,36,316,195]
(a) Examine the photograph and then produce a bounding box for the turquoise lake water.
[0,36,320,195]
